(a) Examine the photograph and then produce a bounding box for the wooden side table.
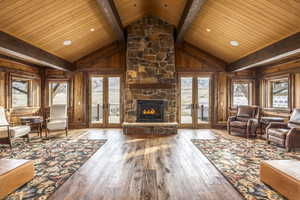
[260,117,284,136]
[0,159,35,199]
[20,116,43,139]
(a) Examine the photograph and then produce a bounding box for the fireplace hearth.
[137,100,164,122]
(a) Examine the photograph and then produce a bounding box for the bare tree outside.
[232,83,249,107]
[12,80,29,107]
[271,81,288,108]
[50,82,68,105]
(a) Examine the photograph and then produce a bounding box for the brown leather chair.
[266,108,300,152]
[227,105,260,138]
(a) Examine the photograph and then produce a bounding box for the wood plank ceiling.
[113,0,187,27]
[184,0,300,63]
[0,0,115,62]
[1,0,300,64]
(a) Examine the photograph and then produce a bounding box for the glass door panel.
[108,77,120,124]
[90,77,104,124]
[197,77,210,123]
[180,77,193,124]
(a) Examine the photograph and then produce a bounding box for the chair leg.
[287,147,292,152]
[65,128,68,137]
[9,138,12,149]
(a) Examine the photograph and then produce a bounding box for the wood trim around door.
[88,73,123,128]
[178,72,214,129]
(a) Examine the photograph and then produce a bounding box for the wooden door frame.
[106,75,123,128]
[178,72,214,129]
[88,73,123,128]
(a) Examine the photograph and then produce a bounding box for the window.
[270,78,289,108]
[49,81,68,105]
[231,81,252,107]
[12,79,29,107]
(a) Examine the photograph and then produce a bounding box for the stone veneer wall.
[124,16,177,123]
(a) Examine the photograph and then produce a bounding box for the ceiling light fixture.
[90,28,95,32]
[230,40,239,47]
[63,40,72,46]
[206,28,211,32]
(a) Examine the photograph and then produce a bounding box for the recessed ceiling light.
[230,40,239,47]
[63,40,72,46]
[90,28,95,32]
[206,28,211,32]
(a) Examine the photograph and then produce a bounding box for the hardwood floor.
[49,129,242,200]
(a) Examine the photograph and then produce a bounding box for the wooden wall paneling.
[0,58,40,75]
[295,73,300,108]
[0,72,6,107]
[75,42,125,71]
[83,72,89,126]
[256,57,300,78]
[180,42,226,70]
[6,72,11,109]
[72,72,84,123]
[40,68,46,116]
[216,72,228,124]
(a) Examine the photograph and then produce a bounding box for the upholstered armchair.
[266,108,300,152]
[0,107,31,148]
[227,105,260,138]
[45,105,68,138]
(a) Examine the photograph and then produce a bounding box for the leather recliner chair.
[227,105,260,138]
[266,108,300,152]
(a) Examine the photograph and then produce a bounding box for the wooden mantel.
[128,83,174,89]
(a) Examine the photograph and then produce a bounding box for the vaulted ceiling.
[0,0,116,62]
[185,0,300,63]
[0,0,300,64]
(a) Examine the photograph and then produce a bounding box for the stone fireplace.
[136,100,165,122]
[123,16,178,135]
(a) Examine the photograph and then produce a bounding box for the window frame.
[230,79,254,109]
[48,80,69,106]
[264,76,291,110]
[11,77,31,108]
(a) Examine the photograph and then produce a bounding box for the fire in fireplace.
[137,100,164,122]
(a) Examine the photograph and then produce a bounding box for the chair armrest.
[266,122,287,129]
[248,118,258,125]
[0,124,9,127]
[48,117,68,121]
[286,128,300,148]
[227,116,237,122]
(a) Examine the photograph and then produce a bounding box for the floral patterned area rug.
[0,137,107,200]
[192,134,300,200]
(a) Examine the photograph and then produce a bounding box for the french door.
[89,75,122,127]
[179,74,212,128]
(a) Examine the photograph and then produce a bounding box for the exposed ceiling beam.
[96,0,125,45]
[0,31,73,71]
[176,0,207,45]
[227,32,300,72]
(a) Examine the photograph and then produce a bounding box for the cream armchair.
[45,105,68,138]
[0,107,31,148]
